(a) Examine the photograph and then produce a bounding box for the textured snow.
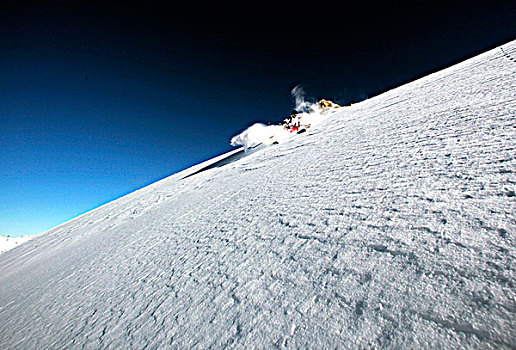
[1,40,515,349]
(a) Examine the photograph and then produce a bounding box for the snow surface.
[1,40,515,349]
[0,235,36,254]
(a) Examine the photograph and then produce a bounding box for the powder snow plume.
[291,84,314,113]
[230,91,343,149]
[230,123,289,150]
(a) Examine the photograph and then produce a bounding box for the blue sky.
[0,42,292,236]
[0,47,266,236]
[1,2,515,236]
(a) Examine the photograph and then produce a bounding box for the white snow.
[230,99,341,149]
[230,123,288,149]
[0,235,36,254]
[0,40,515,349]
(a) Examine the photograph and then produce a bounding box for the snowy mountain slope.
[0,40,515,349]
[0,235,36,254]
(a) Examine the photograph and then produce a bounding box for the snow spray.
[291,84,314,113]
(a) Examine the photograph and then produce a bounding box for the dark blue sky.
[1,1,515,236]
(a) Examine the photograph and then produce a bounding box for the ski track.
[0,40,515,349]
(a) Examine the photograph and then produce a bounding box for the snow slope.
[0,235,36,254]
[1,40,515,349]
